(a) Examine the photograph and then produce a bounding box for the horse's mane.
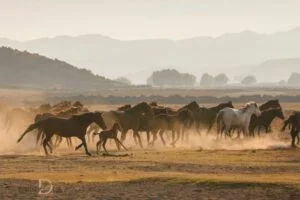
[149,101,158,107]
[128,102,151,113]
[259,99,280,110]
[118,104,132,111]
[71,112,94,121]
[241,101,258,113]
[211,101,233,111]
[180,101,199,111]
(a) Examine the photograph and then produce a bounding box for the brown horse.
[17,112,106,156]
[34,106,88,147]
[282,111,300,147]
[249,107,285,136]
[94,123,127,153]
[194,101,234,133]
[101,102,154,148]
[149,109,194,147]
[249,99,282,135]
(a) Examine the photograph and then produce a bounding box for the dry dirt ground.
[0,149,299,200]
[0,102,299,199]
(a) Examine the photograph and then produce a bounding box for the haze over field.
[0,0,300,84]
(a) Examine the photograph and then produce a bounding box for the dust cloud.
[0,102,291,155]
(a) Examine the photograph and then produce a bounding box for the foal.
[93,123,127,153]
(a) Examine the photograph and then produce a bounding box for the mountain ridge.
[1,27,299,83]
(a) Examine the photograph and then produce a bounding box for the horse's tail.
[17,120,43,143]
[216,111,224,133]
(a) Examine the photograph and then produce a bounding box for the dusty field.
[0,149,299,200]
[0,102,299,199]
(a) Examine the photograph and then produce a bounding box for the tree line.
[134,69,300,87]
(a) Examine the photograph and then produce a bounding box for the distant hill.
[0,47,124,90]
[1,27,300,84]
[249,58,300,82]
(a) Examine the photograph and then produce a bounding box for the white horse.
[216,102,261,139]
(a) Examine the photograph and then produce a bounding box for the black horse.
[249,107,284,136]
[17,112,106,156]
[282,111,300,147]
[249,99,282,135]
[195,101,234,133]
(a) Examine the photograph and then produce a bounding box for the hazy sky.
[1,0,300,41]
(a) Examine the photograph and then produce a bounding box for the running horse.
[17,112,106,156]
[216,102,261,139]
[101,102,154,148]
[282,111,300,147]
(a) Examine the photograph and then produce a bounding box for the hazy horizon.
[1,27,299,42]
[1,0,300,41]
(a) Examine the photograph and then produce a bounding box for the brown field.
[0,101,299,199]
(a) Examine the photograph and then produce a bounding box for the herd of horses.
[8,99,299,156]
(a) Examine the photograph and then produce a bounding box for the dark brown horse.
[282,111,300,147]
[195,101,234,133]
[249,99,282,134]
[101,102,154,148]
[259,99,281,110]
[17,112,106,156]
[249,107,284,136]
[34,106,88,147]
[149,109,194,147]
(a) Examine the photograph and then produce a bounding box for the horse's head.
[93,112,107,130]
[149,101,158,107]
[245,102,261,116]
[226,101,234,108]
[182,101,199,112]
[260,99,281,110]
[132,102,154,118]
[276,108,285,120]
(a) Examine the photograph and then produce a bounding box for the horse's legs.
[150,130,158,146]
[120,131,127,143]
[257,125,261,136]
[171,129,180,147]
[206,122,214,134]
[102,139,108,152]
[196,121,201,136]
[96,140,101,154]
[158,130,166,146]
[80,136,91,156]
[114,139,120,150]
[115,137,128,151]
[145,131,150,145]
[92,126,100,142]
[42,134,52,156]
[290,129,297,148]
[36,128,42,144]
[66,138,73,148]
[134,130,143,149]
[54,136,62,148]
